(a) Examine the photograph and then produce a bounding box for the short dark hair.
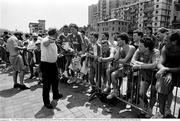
[48,28,57,36]
[117,33,129,44]
[146,26,153,34]
[90,32,98,40]
[133,29,143,38]
[63,25,69,29]
[69,23,78,30]
[102,32,109,40]
[140,37,155,51]
[80,30,85,35]
[25,34,30,38]
[158,27,168,33]
[169,32,180,46]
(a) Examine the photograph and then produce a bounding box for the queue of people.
[0,25,180,118]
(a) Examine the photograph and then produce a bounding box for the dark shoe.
[38,80,43,85]
[88,89,96,94]
[44,104,53,109]
[19,85,30,90]
[13,83,21,88]
[53,93,63,100]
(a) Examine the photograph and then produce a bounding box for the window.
[156,11,158,14]
[154,23,157,26]
[155,17,158,20]
[113,22,115,24]
[97,24,99,26]
[112,27,114,31]
[139,24,141,27]
[157,0,159,2]
[156,5,159,8]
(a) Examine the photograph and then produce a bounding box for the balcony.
[174,0,180,11]
[172,20,180,29]
[144,7,154,13]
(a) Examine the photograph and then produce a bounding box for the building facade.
[29,20,46,34]
[88,4,98,31]
[170,0,180,29]
[97,18,129,40]
[111,0,173,33]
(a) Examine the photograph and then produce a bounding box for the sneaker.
[19,85,30,90]
[165,108,171,116]
[103,87,111,94]
[44,104,53,109]
[107,90,118,99]
[88,89,96,94]
[53,93,63,100]
[145,107,153,118]
[63,71,68,78]
[151,112,164,118]
[67,77,76,84]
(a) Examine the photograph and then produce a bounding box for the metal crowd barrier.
[88,61,180,118]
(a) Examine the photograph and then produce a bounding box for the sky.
[0,0,98,32]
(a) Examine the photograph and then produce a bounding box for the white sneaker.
[151,112,164,118]
[63,71,68,77]
[107,90,118,99]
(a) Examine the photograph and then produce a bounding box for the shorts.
[9,54,25,72]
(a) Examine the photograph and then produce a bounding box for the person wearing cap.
[40,28,63,109]
[6,32,29,90]
[27,33,38,79]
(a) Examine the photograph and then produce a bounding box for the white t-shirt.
[41,36,58,63]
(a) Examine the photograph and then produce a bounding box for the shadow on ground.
[59,80,140,118]
[34,106,54,118]
[0,88,21,97]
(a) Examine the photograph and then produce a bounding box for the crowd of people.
[0,24,180,118]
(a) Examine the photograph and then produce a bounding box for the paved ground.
[0,64,179,119]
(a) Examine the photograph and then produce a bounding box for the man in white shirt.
[27,33,38,79]
[40,28,63,109]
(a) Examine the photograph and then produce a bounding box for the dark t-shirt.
[69,33,82,52]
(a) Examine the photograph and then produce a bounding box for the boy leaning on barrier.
[154,32,180,118]
[131,37,160,116]
[106,33,136,99]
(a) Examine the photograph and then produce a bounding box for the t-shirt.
[68,32,83,52]
[6,36,19,56]
[41,36,58,63]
